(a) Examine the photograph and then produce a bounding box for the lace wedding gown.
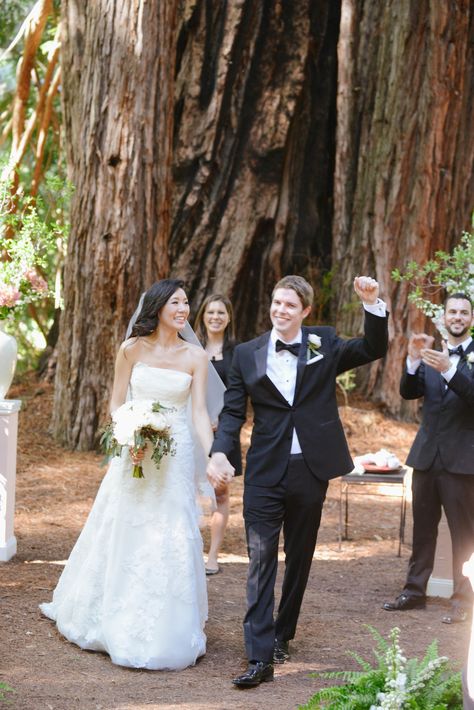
[40,364,207,670]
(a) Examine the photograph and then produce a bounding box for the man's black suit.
[212,311,389,662]
[400,342,474,606]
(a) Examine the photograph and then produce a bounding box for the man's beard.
[446,323,471,339]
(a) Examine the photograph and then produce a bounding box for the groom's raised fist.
[353,276,379,305]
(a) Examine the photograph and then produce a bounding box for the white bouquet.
[100,400,176,478]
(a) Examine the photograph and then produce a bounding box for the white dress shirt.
[266,300,387,455]
[407,335,473,382]
[267,328,303,454]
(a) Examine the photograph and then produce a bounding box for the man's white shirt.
[407,335,473,382]
[266,300,387,455]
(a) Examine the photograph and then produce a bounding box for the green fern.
[300,627,463,710]
[0,682,14,702]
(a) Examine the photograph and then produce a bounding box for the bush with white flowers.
[392,230,474,337]
[300,626,462,709]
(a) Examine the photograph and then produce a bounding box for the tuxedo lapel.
[440,342,474,392]
[437,365,449,398]
[254,334,269,380]
[253,333,288,403]
[459,341,474,374]
[294,328,309,398]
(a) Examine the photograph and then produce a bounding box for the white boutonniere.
[307,333,322,360]
[466,352,474,370]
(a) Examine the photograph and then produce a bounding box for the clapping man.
[383,293,474,624]
[207,274,389,687]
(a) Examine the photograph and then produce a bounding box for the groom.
[207,274,389,687]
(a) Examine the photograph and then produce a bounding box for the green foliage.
[392,231,474,329]
[0,680,15,702]
[300,626,462,710]
[0,1,34,48]
[0,168,71,370]
[0,2,60,111]
[1,2,66,373]
[336,369,356,405]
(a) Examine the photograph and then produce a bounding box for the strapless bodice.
[129,362,192,410]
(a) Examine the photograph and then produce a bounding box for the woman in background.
[195,294,242,575]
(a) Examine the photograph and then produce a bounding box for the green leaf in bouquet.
[99,422,122,462]
[152,401,175,414]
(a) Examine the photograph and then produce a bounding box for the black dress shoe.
[273,639,290,664]
[382,593,426,611]
[441,607,469,624]
[232,661,274,688]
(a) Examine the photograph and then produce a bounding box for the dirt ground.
[1,379,471,710]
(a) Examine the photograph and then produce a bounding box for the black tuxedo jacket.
[400,341,474,475]
[211,311,389,485]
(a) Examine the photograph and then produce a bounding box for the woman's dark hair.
[194,293,235,350]
[130,279,186,337]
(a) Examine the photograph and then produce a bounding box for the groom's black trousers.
[242,454,328,663]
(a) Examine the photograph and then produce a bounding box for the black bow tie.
[275,339,301,356]
[448,345,464,358]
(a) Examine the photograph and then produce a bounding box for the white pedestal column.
[426,512,453,598]
[0,399,21,562]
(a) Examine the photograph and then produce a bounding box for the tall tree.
[53,0,179,448]
[54,0,340,448]
[170,1,340,331]
[53,0,474,448]
[332,0,474,415]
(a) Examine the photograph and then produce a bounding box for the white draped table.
[0,399,21,562]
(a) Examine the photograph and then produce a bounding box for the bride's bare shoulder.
[183,341,206,360]
[119,337,142,361]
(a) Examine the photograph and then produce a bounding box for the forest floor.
[1,377,471,710]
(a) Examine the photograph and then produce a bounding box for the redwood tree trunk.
[53,0,178,448]
[53,0,340,448]
[332,0,474,416]
[170,0,340,332]
[54,0,474,448]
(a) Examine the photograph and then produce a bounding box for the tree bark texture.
[53,0,178,448]
[170,0,340,331]
[333,0,474,415]
[54,0,340,448]
[54,0,474,447]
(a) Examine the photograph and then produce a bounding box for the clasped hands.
[207,452,235,489]
[130,445,236,489]
[408,333,451,373]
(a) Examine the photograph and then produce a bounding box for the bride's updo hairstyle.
[130,279,186,337]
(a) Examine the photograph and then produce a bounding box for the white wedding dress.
[40,364,207,670]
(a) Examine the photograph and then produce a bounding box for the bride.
[40,279,231,670]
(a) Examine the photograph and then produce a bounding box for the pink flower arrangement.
[0,283,21,308]
[23,267,48,294]
[0,268,49,319]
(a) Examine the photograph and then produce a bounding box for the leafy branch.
[392,231,474,324]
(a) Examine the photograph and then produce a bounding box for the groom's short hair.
[444,292,472,312]
[273,275,314,309]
